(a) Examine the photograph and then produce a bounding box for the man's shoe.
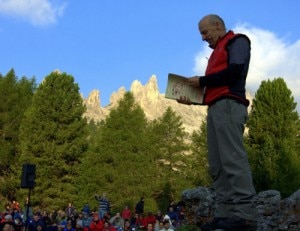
[201,217,228,231]
[218,215,257,231]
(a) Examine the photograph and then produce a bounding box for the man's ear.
[215,21,222,30]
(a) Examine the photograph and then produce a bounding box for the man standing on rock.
[177,14,257,230]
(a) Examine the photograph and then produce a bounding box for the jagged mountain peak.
[86,89,100,106]
[82,75,206,133]
[83,75,252,133]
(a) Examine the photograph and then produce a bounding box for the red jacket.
[135,217,147,229]
[102,226,116,231]
[89,220,103,231]
[121,208,131,220]
[204,30,250,106]
[145,214,156,225]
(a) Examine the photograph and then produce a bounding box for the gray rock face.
[83,75,253,134]
[182,187,300,230]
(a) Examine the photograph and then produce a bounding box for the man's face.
[93,216,99,222]
[198,18,221,49]
[3,224,14,231]
[164,222,170,229]
[33,215,39,221]
[66,224,72,230]
[147,223,153,230]
[125,221,130,227]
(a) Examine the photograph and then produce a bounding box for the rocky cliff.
[182,187,300,230]
[83,75,252,134]
[83,75,208,134]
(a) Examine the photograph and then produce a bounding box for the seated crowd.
[0,201,185,231]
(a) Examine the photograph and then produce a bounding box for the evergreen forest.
[0,69,299,214]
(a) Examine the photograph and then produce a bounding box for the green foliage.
[18,71,88,210]
[79,101,197,213]
[149,107,194,198]
[3,68,299,215]
[176,224,200,231]
[155,181,175,213]
[0,69,36,201]
[149,107,189,173]
[296,118,300,155]
[246,78,300,197]
[79,92,157,212]
[189,118,211,186]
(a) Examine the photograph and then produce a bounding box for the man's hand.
[177,96,192,105]
[176,76,200,105]
[187,76,200,87]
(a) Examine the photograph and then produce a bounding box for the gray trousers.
[207,98,256,220]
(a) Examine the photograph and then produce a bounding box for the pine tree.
[0,69,36,200]
[149,107,193,205]
[246,78,300,197]
[296,117,300,155]
[79,92,154,211]
[189,118,211,186]
[149,107,189,175]
[18,71,88,209]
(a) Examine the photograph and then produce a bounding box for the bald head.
[199,14,226,30]
[198,14,227,48]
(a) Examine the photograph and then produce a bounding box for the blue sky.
[1,0,300,111]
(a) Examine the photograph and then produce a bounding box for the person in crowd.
[175,201,185,225]
[162,215,172,229]
[46,217,59,231]
[11,207,22,224]
[74,212,82,225]
[177,13,257,231]
[166,202,176,214]
[41,211,52,229]
[146,222,155,231]
[134,214,146,230]
[75,220,83,231]
[65,203,75,219]
[28,213,46,231]
[102,212,112,223]
[81,212,91,231]
[57,211,67,230]
[3,215,13,224]
[1,222,15,231]
[109,213,123,231]
[13,211,23,231]
[121,206,131,220]
[11,201,20,211]
[154,211,163,223]
[166,208,178,228]
[134,198,144,215]
[82,204,91,216]
[154,220,164,231]
[67,214,77,229]
[49,210,58,225]
[162,220,173,231]
[102,221,116,231]
[129,214,138,230]
[63,222,75,231]
[89,214,103,231]
[95,193,111,220]
[145,212,156,227]
[122,219,131,231]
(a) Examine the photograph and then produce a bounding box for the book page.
[165,73,205,105]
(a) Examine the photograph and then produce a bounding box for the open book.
[165,73,205,105]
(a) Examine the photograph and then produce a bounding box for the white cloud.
[193,25,300,111]
[0,0,66,26]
